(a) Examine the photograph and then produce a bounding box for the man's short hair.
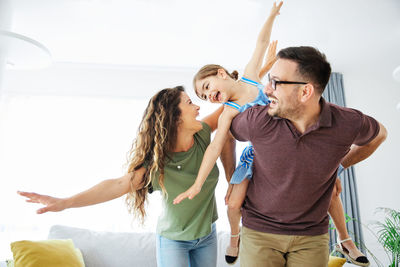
[277,46,331,95]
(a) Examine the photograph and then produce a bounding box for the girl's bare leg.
[329,185,366,260]
[227,179,249,249]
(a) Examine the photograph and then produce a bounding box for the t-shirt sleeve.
[196,121,212,147]
[230,108,253,142]
[138,161,160,191]
[353,110,380,146]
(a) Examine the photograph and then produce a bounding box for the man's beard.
[268,94,303,120]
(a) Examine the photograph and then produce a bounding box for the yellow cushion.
[10,239,84,267]
[328,255,347,267]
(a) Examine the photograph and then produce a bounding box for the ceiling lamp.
[0,0,52,93]
[0,30,51,70]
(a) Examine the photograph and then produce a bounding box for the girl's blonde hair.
[125,86,184,223]
[193,64,238,100]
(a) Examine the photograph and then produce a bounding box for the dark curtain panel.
[322,72,366,254]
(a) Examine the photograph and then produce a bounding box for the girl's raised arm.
[244,1,282,81]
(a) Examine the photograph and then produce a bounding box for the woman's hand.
[259,40,278,79]
[17,191,67,214]
[173,184,202,204]
[266,40,278,66]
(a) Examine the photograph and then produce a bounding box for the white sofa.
[47,225,239,267]
[2,225,353,266]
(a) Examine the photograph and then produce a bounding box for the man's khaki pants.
[240,226,329,267]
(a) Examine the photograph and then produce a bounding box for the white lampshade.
[397,102,400,111]
[0,30,51,69]
[393,65,400,83]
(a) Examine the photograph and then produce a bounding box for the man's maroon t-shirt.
[230,98,379,235]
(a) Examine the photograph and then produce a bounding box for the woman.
[18,86,234,267]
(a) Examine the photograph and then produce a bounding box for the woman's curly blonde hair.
[125,86,184,223]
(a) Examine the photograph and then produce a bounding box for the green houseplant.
[374,208,400,267]
[329,208,400,267]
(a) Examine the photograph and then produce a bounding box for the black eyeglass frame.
[267,73,308,90]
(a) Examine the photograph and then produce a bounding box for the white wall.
[343,65,400,264]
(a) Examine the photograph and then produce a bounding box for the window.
[0,95,243,258]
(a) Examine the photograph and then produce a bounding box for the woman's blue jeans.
[156,223,217,267]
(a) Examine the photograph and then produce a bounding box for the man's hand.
[334,178,342,196]
[225,184,234,205]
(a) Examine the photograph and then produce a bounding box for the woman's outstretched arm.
[18,167,146,214]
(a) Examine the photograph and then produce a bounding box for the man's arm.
[341,122,387,168]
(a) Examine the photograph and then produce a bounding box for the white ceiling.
[9,0,400,72]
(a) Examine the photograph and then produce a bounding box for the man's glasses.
[267,73,308,90]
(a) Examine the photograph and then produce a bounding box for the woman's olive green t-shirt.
[151,122,219,241]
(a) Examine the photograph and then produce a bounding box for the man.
[230,46,387,267]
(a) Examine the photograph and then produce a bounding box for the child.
[174,2,283,265]
[174,2,369,266]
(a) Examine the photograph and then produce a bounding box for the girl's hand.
[173,184,202,204]
[270,1,283,17]
[243,1,282,79]
[17,191,67,214]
